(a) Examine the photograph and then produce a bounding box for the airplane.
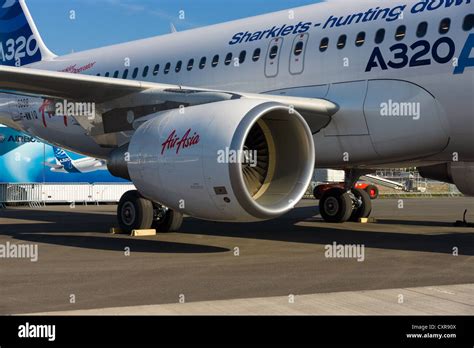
[45,147,107,174]
[0,0,472,233]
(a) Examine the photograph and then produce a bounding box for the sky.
[26,0,323,56]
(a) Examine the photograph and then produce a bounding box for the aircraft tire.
[152,205,184,232]
[319,188,353,223]
[350,188,372,222]
[117,190,154,234]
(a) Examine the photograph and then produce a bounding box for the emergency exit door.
[290,33,308,75]
[265,38,283,78]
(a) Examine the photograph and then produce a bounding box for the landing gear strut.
[152,203,184,233]
[117,190,183,234]
[318,170,373,223]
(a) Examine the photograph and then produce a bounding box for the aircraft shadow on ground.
[0,209,229,254]
[0,205,472,255]
[13,234,230,254]
[180,206,474,256]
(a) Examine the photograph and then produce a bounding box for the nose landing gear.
[317,170,373,223]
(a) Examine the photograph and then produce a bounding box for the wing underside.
[0,66,338,147]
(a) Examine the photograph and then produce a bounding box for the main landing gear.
[316,170,373,223]
[117,190,183,234]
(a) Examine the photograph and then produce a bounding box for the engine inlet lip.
[229,102,315,220]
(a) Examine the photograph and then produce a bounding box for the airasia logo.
[161,129,200,155]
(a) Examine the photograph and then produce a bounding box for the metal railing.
[0,183,136,204]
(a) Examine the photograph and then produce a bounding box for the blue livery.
[0,0,42,66]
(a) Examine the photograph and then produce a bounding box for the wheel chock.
[110,227,124,234]
[359,217,377,224]
[131,229,157,237]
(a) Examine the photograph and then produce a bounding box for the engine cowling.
[119,99,315,222]
[419,162,474,196]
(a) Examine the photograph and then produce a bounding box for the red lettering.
[161,129,200,155]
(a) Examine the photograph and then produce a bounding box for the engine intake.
[115,99,315,222]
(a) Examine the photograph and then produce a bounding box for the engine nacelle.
[123,99,315,222]
[419,162,474,196]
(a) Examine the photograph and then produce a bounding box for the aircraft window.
[187,58,194,71]
[269,45,279,59]
[96,73,101,76]
[252,48,261,62]
[319,38,329,52]
[294,41,304,56]
[113,71,119,78]
[417,22,428,38]
[132,67,139,79]
[122,69,129,79]
[199,57,207,69]
[463,14,474,31]
[164,62,171,74]
[225,53,233,65]
[440,18,451,34]
[239,50,246,64]
[142,66,149,77]
[104,72,110,77]
[212,55,219,67]
[175,60,182,73]
[153,64,160,76]
[337,35,347,49]
[375,29,385,44]
[355,32,365,47]
[395,25,406,41]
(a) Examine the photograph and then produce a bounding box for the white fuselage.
[0,0,473,167]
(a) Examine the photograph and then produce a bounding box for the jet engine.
[109,99,315,222]
[419,162,474,196]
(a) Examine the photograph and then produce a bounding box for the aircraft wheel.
[350,188,372,222]
[365,185,379,200]
[117,190,154,233]
[152,204,184,232]
[319,188,353,223]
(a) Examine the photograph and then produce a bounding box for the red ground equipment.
[314,182,379,200]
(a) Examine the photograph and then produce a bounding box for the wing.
[43,162,63,170]
[0,65,338,146]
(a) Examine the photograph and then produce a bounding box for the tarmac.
[0,198,473,315]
